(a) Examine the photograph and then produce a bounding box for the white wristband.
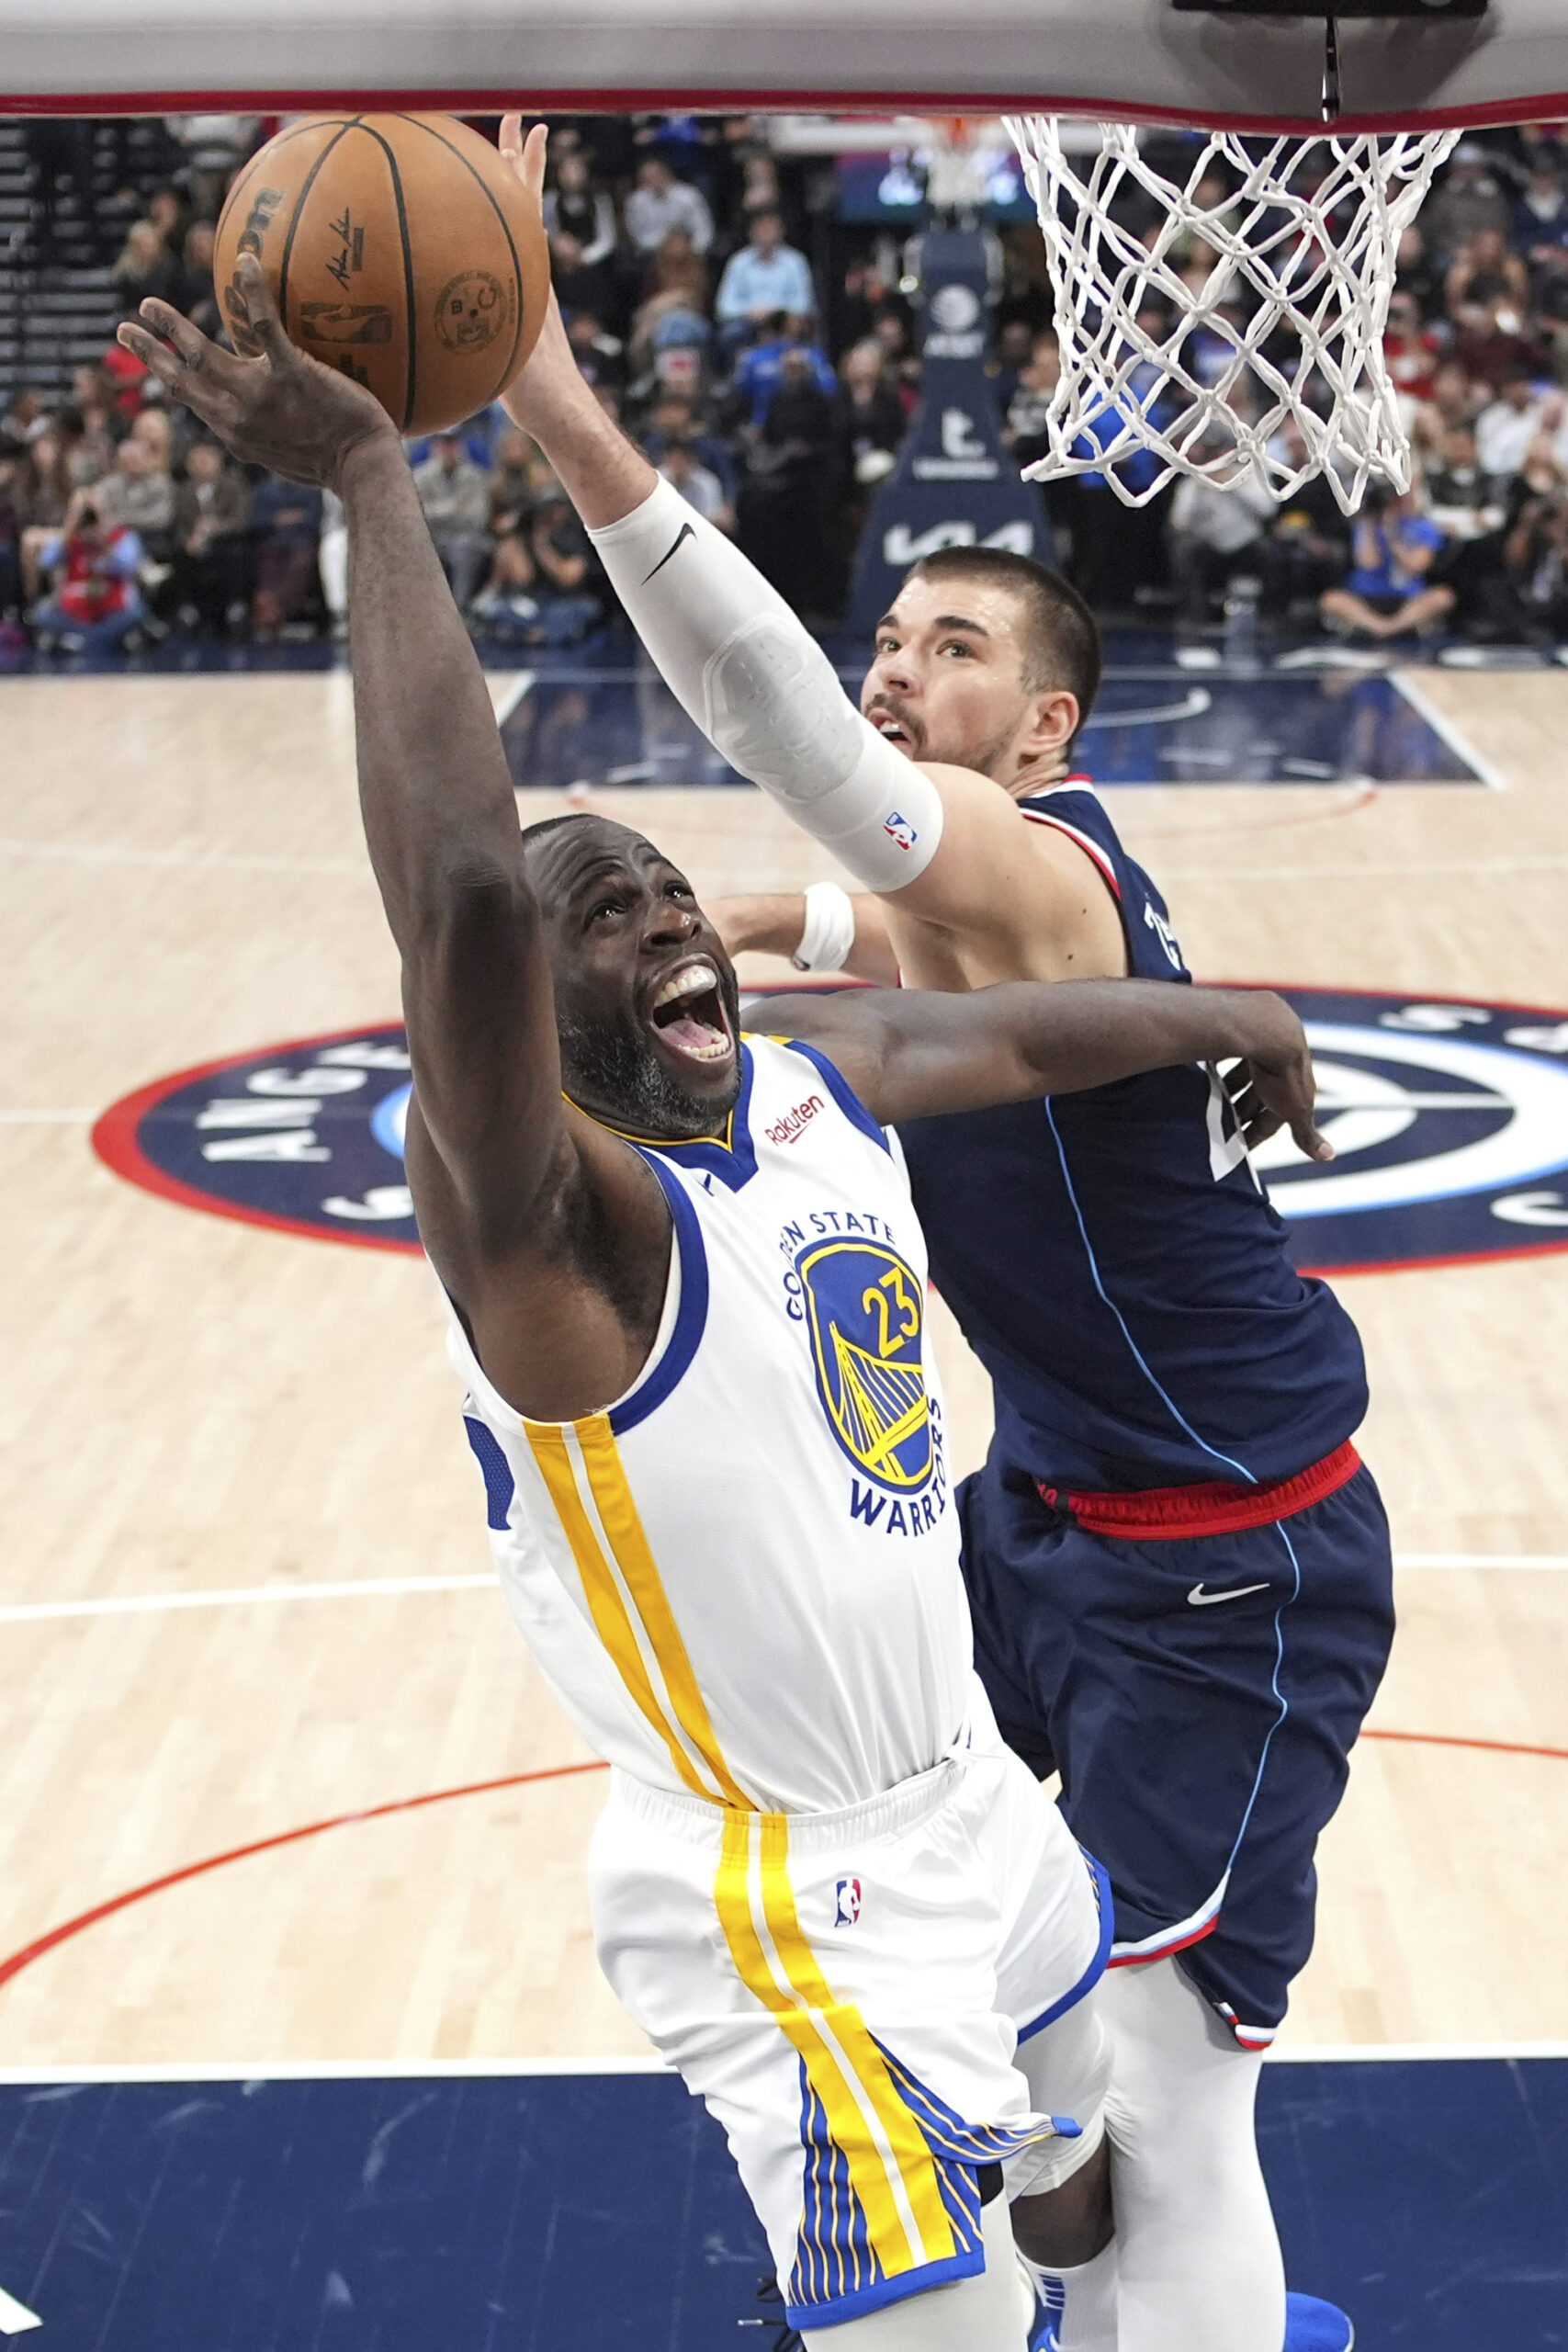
[792,882,857,974]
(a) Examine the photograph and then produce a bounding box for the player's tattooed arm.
[116,250,672,1417]
[761,980,1333,1160]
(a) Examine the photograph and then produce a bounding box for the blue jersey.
[896,782,1369,1491]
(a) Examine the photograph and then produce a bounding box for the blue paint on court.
[1,2060,1563,2348]
[0,624,1486,784]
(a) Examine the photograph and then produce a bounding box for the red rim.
[0,89,1561,135]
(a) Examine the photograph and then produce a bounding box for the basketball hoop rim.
[0,84,1559,133]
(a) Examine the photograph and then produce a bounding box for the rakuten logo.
[766,1094,824,1148]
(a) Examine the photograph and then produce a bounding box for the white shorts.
[590,1706,1111,2332]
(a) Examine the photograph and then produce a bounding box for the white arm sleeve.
[587,478,942,892]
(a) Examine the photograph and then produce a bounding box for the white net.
[1002,119,1461,514]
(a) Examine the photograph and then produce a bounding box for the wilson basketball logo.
[91,990,1568,1275]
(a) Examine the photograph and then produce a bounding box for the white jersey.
[450,1033,972,1815]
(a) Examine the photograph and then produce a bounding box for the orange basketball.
[212,114,550,435]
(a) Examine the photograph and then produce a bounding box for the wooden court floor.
[1,666,1565,2068]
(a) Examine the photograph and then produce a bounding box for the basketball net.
[1003,119,1461,514]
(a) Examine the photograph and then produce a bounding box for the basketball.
[211,113,550,435]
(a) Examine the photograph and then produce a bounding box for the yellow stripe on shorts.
[715,1810,956,2284]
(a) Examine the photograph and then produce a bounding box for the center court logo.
[92,989,1568,1273]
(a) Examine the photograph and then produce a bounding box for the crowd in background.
[3,114,1568,655]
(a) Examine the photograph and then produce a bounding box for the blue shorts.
[958,1453,1394,2045]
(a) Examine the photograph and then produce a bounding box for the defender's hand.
[496,117,592,433]
[1220,992,1333,1163]
[116,254,396,488]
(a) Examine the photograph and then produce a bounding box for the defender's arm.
[754,981,1331,1159]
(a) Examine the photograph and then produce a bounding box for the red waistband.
[1036,1441,1361,1541]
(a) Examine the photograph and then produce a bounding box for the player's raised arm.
[117,254,671,1418]
[755,979,1332,1160]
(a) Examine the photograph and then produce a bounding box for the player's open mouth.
[647,958,734,1067]
[871,709,919,752]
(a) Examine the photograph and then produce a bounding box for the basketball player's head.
[521,812,742,1140]
[862,548,1102,791]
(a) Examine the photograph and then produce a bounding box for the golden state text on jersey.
[449,1032,971,1815]
[783,1219,946,1531]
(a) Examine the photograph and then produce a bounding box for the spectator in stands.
[17,425,76,600]
[1445,228,1532,328]
[624,156,713,260]
[163,114,260,219]
[564,309,627,396]
[489,426,547,545]
[1166,448,1278,630]
[656,435,735,533]
[729,312,836,430]
[1411,359,1485,464]
[250,473,323,638]
[1517,166,1568,276]
[412,428,493,612]
[640,392,738,503]
[176,222,220,339]
[1475,373,1565,480]
[30,494,147,654]
[1003,331,1063,468]
[1267,432,1353,616]
[471,488,603,645]
[66,394,118,490]
[146,187,188,256]
[1319,483,1455,640]
[111,219,181,319]
[987,319,1037,420]
[0,457,21,628]
[738,347,836,616]
[1424,424,1508,540]
[171,439,250,634]
[1393,222,1442,320]
[546,151,620,324]
[1443,484,1568,642]
[832,339,907,484]
[715,210,816,352]
[1384,289,1443,408]
[94,435,175,560]
[1421,142,1513,264]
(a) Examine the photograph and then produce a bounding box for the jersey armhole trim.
[782,1037,893,1158]
[609,1155,710,1435]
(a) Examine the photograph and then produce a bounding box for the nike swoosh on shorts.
[1187,1581,1270,1607]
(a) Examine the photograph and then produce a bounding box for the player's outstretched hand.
[1222,992,1334,1163]
[496,116,591,432]
[116,254,396,487]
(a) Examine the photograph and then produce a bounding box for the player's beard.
[557,964,743,1141]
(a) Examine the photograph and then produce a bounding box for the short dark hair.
[906,545,1103,734]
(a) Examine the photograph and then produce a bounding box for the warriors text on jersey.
[450,1034,971,1815]
[897,779,1370,1492]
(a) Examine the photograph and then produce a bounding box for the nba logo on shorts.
[834,1876,863,1928]
[883,811,918,852]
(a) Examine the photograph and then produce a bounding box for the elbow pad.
[588,479,942,893]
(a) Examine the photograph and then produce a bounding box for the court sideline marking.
[3,1555,1563,1626]
[0,1731,1562,2004]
